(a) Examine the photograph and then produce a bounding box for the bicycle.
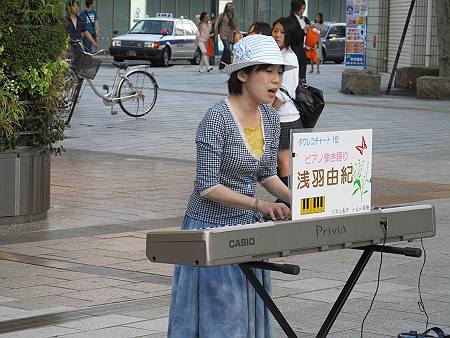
[57,41,159,124]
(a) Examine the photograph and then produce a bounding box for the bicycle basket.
[73,51,102,80]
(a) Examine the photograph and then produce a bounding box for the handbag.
[279,83,325,128]
[398,327,450,338]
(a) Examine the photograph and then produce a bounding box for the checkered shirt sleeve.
[194,109,226,196]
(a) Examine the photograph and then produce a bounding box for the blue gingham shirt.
[186,98,280,226]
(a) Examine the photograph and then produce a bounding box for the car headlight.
[112,40,122,47]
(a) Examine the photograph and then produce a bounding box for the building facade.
[366,0,440,73]
[91,0,346,49]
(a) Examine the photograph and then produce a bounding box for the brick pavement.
[0,61,449,337]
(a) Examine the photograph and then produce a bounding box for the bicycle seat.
[113,61,129,69]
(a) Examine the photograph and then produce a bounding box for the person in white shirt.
[272,17,301,193]
[195,12,213,72]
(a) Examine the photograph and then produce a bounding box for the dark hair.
[228,64,284,95]
[272,17,298,50]
[290,0,306,15]
[67,0,79,7]
[223,2,234,15]
[199,12,208,23]
[85,0,94,8]
[248,22,272,36]
[66,0,79,15]
[316,12,324,24]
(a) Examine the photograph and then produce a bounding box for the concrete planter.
[341,69,381,95]
[0,147,50,225]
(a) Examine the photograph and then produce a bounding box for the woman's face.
[272,22,285,49]
[241,66,283,104]
[203,14,209,22]
[316,14,321,22]
[70,2,79,15]
[226,3,234,12]
[296,5,306,16]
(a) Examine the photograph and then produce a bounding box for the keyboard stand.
[240,245,422,338]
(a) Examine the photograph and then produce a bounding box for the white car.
[110,15,201,67]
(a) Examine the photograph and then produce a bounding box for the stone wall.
[438,0,450,76]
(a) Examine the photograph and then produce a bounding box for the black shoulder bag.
[279,82,325,128]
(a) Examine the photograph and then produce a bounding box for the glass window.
[175,22,185,35]
[258,0,270,24]
[113,0,131,35]
[183,22,195,35]
[176,0,190,19]
[161,0,176,15]
[190,0,205,21]
[129,20,174,35]
[329,26,339,36]
[270,1,284,26]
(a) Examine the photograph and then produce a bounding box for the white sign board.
[130,0,146,28]
[290,129,372,220]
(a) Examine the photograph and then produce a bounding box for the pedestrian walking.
[195,12,213,72]
[305,25,321,74]
[271,17,301,191]
[312,12,324,72]
[248,21,272,36]
[167,34,293,338]
[288,0,310,82]
[79,0,99,53]
[66,0,97,52]
[214,2,240,70]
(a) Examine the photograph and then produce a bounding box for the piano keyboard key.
[300,196,325,215]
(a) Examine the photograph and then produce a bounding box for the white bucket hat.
[224,34,297,75]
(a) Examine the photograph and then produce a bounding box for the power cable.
[360,222,388,338]
[417,238,429,329]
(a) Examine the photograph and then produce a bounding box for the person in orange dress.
[305,26,321,74]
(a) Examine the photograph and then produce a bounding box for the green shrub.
[0,0,68,154]
[0,89,24,152]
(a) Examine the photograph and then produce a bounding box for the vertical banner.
[290,130,372,221]
[130,0,146,28]
[345,0,368,67]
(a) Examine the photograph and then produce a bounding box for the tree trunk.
[438,0,450,77]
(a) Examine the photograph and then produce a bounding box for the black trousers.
[292,45,307,80]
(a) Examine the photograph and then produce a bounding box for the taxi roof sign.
[156,13,173,18]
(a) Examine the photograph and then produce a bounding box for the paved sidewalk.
[0,61,449,337]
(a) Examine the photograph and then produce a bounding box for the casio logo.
[229,237,255,248]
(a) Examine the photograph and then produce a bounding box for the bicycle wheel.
[118,70,158,118]
[56,67,82,124]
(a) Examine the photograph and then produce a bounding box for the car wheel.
[114,56,125,62]
[334,58,344,64]
[190,47,201,65]
[159,47,170,67]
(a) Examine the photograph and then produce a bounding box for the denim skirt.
[167,214,273,338]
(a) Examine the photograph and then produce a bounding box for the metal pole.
[385,0,416,95]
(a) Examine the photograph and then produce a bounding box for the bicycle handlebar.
[70,39,109,57]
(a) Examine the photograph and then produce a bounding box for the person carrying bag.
[279,81,324,128]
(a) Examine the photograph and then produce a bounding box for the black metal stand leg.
[317,245,422,337]
[317,247,375,337]
[240,264,298,338]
